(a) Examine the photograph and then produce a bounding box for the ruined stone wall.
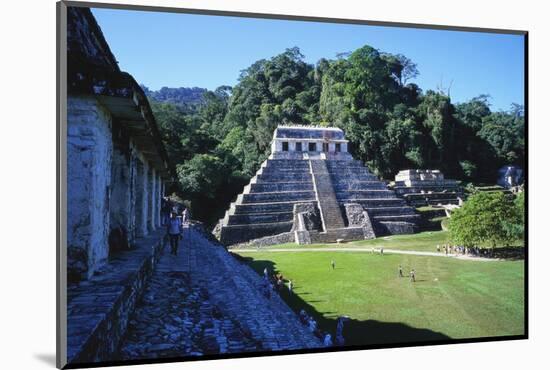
[67,95,165,281]
[110,127,131,233]
[67,95,113,281]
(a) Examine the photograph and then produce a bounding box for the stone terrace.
[392,169,464,206]
[66,230,165,364]
[115,225,321,360]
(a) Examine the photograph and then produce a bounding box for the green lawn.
[237,231,452,252]
[235,230,524,252]
[236,250,525,345]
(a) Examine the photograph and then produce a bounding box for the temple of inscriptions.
[216,126,421,246]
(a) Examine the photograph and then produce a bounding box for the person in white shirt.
[166,212,182,256]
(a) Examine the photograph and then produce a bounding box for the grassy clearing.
[236,250,525,345]
[240,231,452,252]
[236,229,524,252]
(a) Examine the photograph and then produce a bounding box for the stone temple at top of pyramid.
[215,125,421,246]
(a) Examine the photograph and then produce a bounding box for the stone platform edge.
[66,229,166,365]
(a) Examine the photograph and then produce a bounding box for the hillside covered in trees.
[149,45,525,226]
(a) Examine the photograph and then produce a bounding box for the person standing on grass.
[398,265,403,277]
[331,260,335,270]
[380,246,384,255]
[166,211,183,256]
[410,269,416,282]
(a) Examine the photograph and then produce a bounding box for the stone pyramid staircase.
[309,160,346,230]
[325,160,420,235]
[218,157,420,246]
[219,159,317,245]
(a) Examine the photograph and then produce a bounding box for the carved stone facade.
[270,126,351,160]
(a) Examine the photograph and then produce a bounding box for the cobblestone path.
[116,226,321,360]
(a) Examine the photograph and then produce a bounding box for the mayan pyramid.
[217,126,420,246]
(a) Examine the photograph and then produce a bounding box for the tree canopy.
[148,45,525,226]
[448,191,524,248]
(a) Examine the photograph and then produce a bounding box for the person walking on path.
[166,211,183,256]
[323,333,333,347]
[160,197,170,226]
[380,246,384,255]
[331,260,335,270]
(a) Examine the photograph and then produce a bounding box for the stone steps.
[220,221,294,245]
[257,173,313,182]
[233,201,310,215]
[242,190,316,204]
[226,212,294,225]
[262,165,311,171]
[329,173,380,181]
[310,160,346,230]
[333,181,388,191]
[218,153,421,245]
[250,181,314,193]
[325,160,364,167]
[339,198,408,208]
[335,190,397,199]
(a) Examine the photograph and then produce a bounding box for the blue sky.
[91,8,525,111]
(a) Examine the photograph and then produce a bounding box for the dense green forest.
[147,45,525,227]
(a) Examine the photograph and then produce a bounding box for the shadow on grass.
[234,254,451,346]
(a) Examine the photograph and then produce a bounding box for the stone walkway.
[230,247,500,261]
[116,225,321,361]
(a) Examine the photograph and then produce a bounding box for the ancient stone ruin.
[216,126,420,246]
[65,7,175,363]
[66,7,174,283]
[392,169,464,207]
[64,9,322,365]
